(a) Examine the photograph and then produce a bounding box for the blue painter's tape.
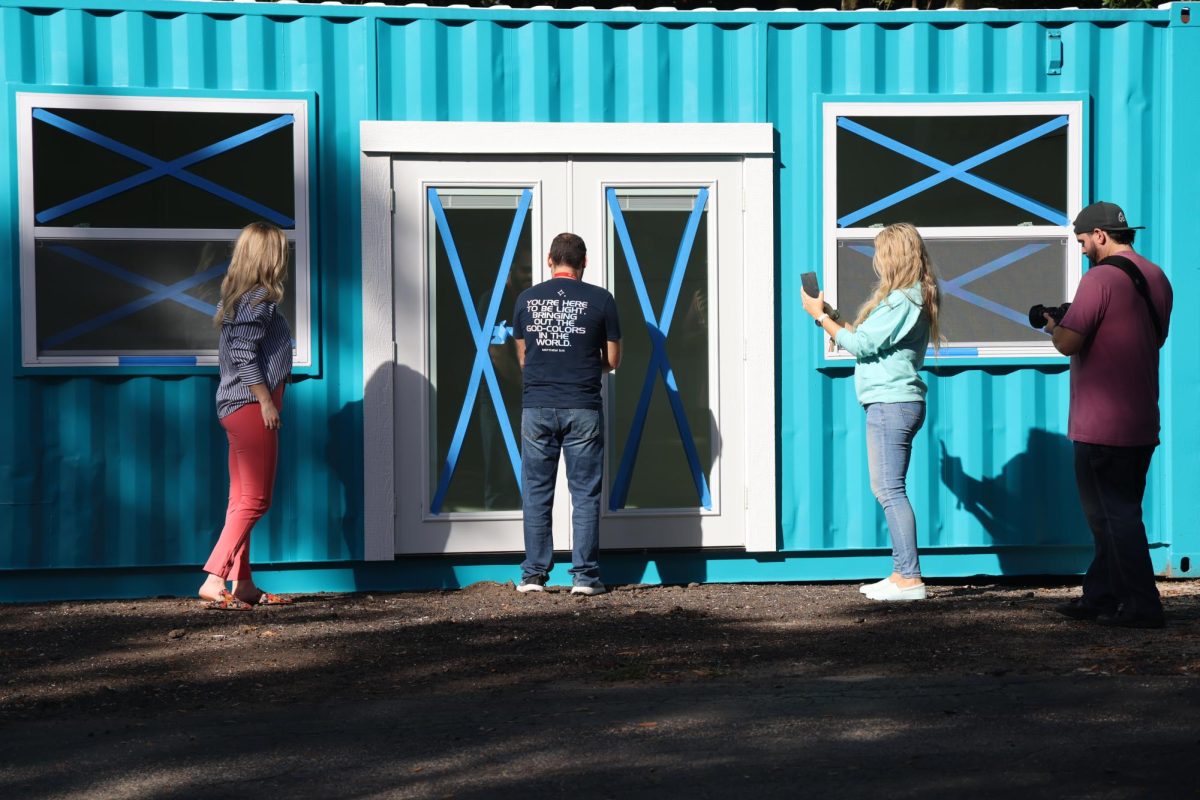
[43,247,226,349]
[607,187,712,512]
[427,187,531,515]
[490,323,513,346]
[941,283,1032,328]
[844,243,1042,331]
[928,347,978,357]
[837,116,1069,227]
[47,245,222,317]
[118,356,199,366]
[33,109,295,227]
[943,243,1051,290]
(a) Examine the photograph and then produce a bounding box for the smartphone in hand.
[801,272,820,299]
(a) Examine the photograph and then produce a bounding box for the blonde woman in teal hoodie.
[803,223,941,601]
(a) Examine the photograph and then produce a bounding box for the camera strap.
[1096,255,1164,347]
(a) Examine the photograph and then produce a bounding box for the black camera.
[1028,302,1071,329]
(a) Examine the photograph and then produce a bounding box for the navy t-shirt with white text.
[513,277,621,410]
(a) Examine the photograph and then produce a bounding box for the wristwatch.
[814,313,829,326]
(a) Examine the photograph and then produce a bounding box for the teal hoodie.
[834,285,929,406]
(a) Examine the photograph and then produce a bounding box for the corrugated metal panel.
[768,15,1174,556]
[377,16,762,122]
[1,1,1194,580]
[0,3,373,568]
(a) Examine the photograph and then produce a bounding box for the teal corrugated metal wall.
[769,14,1176,559]
[376,16,762,122]
[2,0,1197,585]
[0,1,373,569]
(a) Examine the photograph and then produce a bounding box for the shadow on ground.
[1,581,1198,799]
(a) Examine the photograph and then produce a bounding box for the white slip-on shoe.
[863,581,926,602]
[859,578,892,595]
[517,575,547,593]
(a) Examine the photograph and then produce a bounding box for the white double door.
[391,157,747,555]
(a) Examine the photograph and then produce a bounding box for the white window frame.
[821,100,1084,360]
[16,92,312,369]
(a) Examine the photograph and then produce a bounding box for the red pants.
[204,386,284,581]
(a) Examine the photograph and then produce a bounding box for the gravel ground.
[2,579,1199,799]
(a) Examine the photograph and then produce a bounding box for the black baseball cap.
[1072,201,1144,235]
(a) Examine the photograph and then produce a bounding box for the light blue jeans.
[865,401,926,579]
[520,407,604,588]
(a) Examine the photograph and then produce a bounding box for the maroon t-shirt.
[1058,251,1172,447]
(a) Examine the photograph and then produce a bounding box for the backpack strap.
[1096,255,1164,347]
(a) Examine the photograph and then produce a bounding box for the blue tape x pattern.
[848,242,1051,331]
[607,187,712,512]
[43,245,224,349]
[428,187,531,515]
[33,108,295,228]
[837,115,1069,228]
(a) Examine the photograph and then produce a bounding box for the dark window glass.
[835,237,1068,345]
[33,108,295,229]
[428,193,532,513]
[836,115,1068,228]
[35,238,296,354]
[608,193,712,510]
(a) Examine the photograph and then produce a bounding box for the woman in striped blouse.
[198,222,295,610]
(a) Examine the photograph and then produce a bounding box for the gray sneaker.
[570,583,607,596]
[517,575,547,593]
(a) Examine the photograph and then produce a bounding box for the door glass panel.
[606,189,713,511]
[427,188,533,513]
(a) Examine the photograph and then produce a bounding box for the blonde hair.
[213,222,289,328]
[853,223,942,353]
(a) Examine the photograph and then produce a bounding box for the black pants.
[1074,442,1163,622]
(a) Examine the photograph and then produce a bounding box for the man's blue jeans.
[865,401,926,579]
[520,407,604,587]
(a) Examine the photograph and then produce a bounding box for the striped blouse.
[215,287,293,419]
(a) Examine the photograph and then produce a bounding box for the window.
[822,101,1083,359]
[425,187,532,515]
[17,92,312,368]
[605,188,714,512]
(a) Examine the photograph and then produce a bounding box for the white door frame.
[361,122,777,560]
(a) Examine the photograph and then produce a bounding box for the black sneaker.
[517,575,547,593]
[1054,598,1111,621]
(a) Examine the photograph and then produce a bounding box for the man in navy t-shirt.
[512,233,621,595]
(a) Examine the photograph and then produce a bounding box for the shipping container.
[2,0,1196,601]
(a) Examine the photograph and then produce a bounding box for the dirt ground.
[2,579,1200,798]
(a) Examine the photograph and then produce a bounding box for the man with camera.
[1041,201,1173,629]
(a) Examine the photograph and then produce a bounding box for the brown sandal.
[202,589,253,611]
[255,592,293,606]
